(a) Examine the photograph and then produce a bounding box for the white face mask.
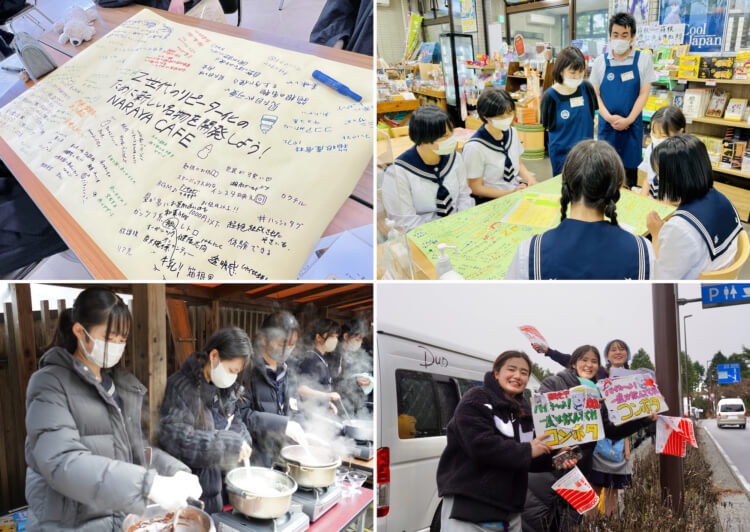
[563,78,583,89]
[610,39,631,55]
[323,337,339,353]
[80,327,125,369]
[491,117,514,131]
[346,340,363,352]
[269,345,295,363]
[432,136,457,155]
[210,358,237,389]
[651,136,666,148]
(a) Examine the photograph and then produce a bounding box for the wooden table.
[400,176,676,280]
[0,5,373,279]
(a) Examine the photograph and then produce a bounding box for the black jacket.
[309,0,372,55]
[237,357,303,466]
[522,368,652,532]
[158,352,251,514]
[436,371,553,518]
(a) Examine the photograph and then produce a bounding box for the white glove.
[285,421,307,445]
[148,471,202,512]
[239,441,252,462]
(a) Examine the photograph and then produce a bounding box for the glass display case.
[439,33,474,122]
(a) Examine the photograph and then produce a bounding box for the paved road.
[701,419,750,493]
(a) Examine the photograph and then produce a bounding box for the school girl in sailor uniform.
[505,140,655,280]
[461,87,537,204]
[540,46,598,177]
[638,105,685,200]
[646,134,743,279]
[381,105,474,232]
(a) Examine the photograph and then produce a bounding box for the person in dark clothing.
[436,350,577,532]
[159,327,253,515]
[522,345,656,532]
[298,318,341,415]
[309,0,372,55]
[238,311,308,466]
[329,319,372,416]
[25,288,198,531]
[94,0,197,13]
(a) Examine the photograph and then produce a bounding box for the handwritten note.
[532,386,604,449]
[0,9,372,279]
[408,177,675,280]
[597,373,668,426]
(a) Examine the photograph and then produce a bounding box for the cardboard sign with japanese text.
[596,373,668,426]
[532,386,604,449]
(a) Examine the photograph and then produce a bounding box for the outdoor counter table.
[0,4,373,279]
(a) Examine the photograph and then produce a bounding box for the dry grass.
[570,444,721,532]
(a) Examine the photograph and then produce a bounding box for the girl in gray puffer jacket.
[25,287,201,531]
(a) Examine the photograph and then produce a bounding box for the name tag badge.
[621,71,635,82]
[570,96,584,108]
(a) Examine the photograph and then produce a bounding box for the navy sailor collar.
[464,124,512,153]
[674,188,742,260]
[395,145,456,181]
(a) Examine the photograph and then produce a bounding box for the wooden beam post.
[166,298,196,368]
[132,284,167,445]
[207,299,220,337]
[4,300,25,509]
[10,284,37,405]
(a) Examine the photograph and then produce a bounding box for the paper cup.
[552,466,599,514]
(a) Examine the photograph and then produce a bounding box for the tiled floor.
[12,0,326,43]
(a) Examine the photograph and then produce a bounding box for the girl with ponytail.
[506,140,655,279]
[25,287,199,531]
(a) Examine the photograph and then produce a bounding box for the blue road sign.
[717,363,741,384]
[701,284,750,309]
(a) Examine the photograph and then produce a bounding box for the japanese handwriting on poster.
[656,415,697,457]
[518,325,548,351]
[597,373,668,426]
[0,9,372,280]
[532,386,604,449]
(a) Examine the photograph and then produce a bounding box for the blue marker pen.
[312,70,362,102]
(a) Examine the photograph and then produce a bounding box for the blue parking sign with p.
[701,284,750,309]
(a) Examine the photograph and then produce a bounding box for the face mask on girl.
[323,337,339,353]
[563,78,583,89]
[432,136,457,155]
[269,345,295,363]
[491,117,514,131]
[346,339,363,352]
[651,136,666,148]
[80,327,125,368]
[210,357,237,388]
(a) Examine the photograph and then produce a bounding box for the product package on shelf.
[699,56,734,79]
[683,88,714,118]
[733,52,750,80]
[720,141,746,170]
[678,55,701,78]
[706,90,730,117]
[742,146,750,174]
[724,98,748,121]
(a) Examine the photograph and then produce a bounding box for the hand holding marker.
[313,70,361,102]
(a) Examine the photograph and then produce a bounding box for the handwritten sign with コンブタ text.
[0,9,372,279]
[532,386,604,449]
[596,373,668,426]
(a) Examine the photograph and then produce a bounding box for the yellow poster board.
[0,10,372,279]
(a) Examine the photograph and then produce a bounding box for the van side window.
[396,370,482,439]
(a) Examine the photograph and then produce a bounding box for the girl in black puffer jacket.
[437,350,576,532]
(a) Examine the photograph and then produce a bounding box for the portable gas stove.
[290,484,342,522]
[212,508,309,532]
[352,439,374,460]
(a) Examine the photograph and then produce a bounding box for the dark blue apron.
[598,50,643,169]
[547,86,594,176]
[672,188,742,260]
[527,219,650,279]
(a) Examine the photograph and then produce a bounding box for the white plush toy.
[54,6,97,47]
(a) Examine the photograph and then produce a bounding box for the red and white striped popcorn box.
[551,466,600,514]
[656,415,698,457]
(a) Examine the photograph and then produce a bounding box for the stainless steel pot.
[123,503,215,532]
[343,419,373,441]
[225,466,297,520]
[280,445,341,488]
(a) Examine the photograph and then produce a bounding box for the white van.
[716,398,747,429]
[376,326,540,532]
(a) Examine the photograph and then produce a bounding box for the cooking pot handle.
[187,497,205,511]
[272,461,290,474]
[225,483,258,500]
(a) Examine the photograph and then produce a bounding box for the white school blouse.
[381,147,474,232]
[461,126,524,191]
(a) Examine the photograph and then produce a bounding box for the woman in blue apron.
[647,134,743,279]
[541,46,597,176]
[505,140,654,279]
[592,13,655,188]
